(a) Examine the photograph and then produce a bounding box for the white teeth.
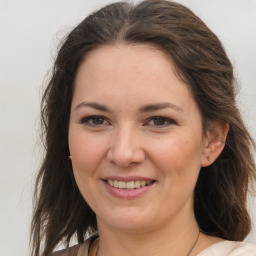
[107,180,153,189]
[141,181,146,187]
[114,180,119,188]
[134,180,141,188]
[119,181,126,189]
[126,181,135,189]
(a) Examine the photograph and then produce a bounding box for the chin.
[97,207,163,233]
[110,219,154,232]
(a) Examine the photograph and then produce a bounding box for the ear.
[201,121,229,167]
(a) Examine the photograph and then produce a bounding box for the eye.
[145,116,176,127]
[80,115,110,127]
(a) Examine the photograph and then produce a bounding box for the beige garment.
[53,240,256,256]
[77,240,90,256]
[198,241,256,256]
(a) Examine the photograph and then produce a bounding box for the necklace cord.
[96,230,200,256]
[186,229,200,256]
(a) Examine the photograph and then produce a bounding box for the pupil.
[93,118,104,124]
[154,118,164,125]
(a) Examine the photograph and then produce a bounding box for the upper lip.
[102,176,155,182]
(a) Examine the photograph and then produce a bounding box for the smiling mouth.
[103,179,155,190]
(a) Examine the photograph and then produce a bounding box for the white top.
[198,241,256,255]
[54,240,256,255]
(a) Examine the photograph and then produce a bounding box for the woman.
[30,1,256,255]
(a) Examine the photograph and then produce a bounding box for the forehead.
[76,43,175,81]
[72,43,196,113]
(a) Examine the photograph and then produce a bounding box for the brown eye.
[80,116,109,126]
[146,116,175,127]
[91,117,105,125]
[153,118,166,126]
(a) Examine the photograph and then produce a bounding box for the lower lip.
[103,181,155,199]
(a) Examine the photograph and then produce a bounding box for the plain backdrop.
[0,0,255,255]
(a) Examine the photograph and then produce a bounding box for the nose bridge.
[107,123,145,167]
[116,123,133,149]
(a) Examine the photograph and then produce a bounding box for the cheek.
[68,131,108,204]
[69,130,108,176]
[149,132,203,177]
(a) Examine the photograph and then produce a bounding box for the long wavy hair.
[31,1,256,255]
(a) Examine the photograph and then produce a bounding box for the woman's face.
[69,44,209,232]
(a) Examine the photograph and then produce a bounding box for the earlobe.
[201,121,229,167]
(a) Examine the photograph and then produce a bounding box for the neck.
[96,210,200,256]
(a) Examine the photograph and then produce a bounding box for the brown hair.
[31,1,256,255]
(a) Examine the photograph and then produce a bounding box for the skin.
[68,43,228,256]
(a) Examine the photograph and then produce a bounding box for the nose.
[106,125,146,168]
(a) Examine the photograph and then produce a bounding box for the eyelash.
[79,115,176,128]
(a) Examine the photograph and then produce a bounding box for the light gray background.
[0,0,255,255]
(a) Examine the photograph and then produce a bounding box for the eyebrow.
[139,103,184,113]
[75,102,110,112]
[74,102,183,112]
